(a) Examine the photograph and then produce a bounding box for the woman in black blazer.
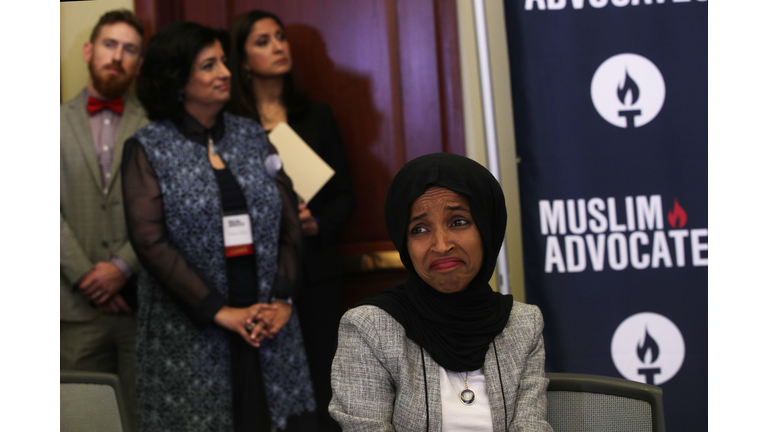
[228,10,355,432]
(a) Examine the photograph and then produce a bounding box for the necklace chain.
[457,371,476,405]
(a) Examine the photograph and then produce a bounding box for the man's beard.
[89,61,133,100]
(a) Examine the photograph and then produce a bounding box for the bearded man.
[60,10,148,431]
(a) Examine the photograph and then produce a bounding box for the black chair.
[60,370,128,432]
[546,373,665,432]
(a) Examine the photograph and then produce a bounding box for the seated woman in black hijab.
[329,153,552,431]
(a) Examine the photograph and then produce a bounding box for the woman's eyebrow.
[409,212,427,224]
[198,56,217,65]
[446,205,469,212]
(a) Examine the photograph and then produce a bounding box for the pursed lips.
[429,257,464,271]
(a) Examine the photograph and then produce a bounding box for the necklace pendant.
[459,388,476,405]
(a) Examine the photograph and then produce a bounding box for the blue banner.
[503,1,707,430]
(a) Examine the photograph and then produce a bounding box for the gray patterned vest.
[132,113,314,431]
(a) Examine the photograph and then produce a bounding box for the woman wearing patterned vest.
[122,22,316,432]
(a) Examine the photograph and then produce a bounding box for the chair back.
[61,370,128,432]
[546,373,665,432]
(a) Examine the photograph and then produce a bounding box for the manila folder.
[268,122,335,202]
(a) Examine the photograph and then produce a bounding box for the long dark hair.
[228,10,308,123]
[137,21,229,121]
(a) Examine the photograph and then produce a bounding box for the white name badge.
[222,214,254,257]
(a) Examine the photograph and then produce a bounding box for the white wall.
[60,0,134,103]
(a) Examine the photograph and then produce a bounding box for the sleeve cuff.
[271,296,293,305]
[111,256,133,279]
[271,275,296,300]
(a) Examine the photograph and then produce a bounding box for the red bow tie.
[87,96,124,115]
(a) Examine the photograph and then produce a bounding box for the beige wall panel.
[484,0,526,303]
[456,0,526,301]
[456,1,487,166]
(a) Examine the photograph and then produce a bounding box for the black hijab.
[359,153,514,372]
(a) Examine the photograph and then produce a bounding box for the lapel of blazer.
[485,333,517,432]
[421,349,443,432]
[107,92,146,193]
[65,89,103,190]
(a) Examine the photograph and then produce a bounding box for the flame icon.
[667,199,688,229]
[636,328,660,364]
[617,70,640,106]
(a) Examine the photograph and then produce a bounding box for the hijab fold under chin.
[358,153,514,372]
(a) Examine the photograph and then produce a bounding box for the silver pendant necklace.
[458,372,476,405]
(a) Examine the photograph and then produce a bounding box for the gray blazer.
[330,302,553,432]
[60,89,149,322]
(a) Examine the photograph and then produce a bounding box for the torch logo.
[591,53,666,128]
[667,198,688,228]
[636,329,661,385]
[611,312,685,385]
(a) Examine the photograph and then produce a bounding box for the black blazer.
[288,100,355,285]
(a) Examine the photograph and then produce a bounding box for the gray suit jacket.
[60,89,149,322]
[330,302,553,432]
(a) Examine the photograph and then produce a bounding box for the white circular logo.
[611,312,684,385]
[591,53,665,128]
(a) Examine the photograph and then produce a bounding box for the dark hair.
[228,10,308,123]
[90,9,144,45]
[137,21,229,121]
